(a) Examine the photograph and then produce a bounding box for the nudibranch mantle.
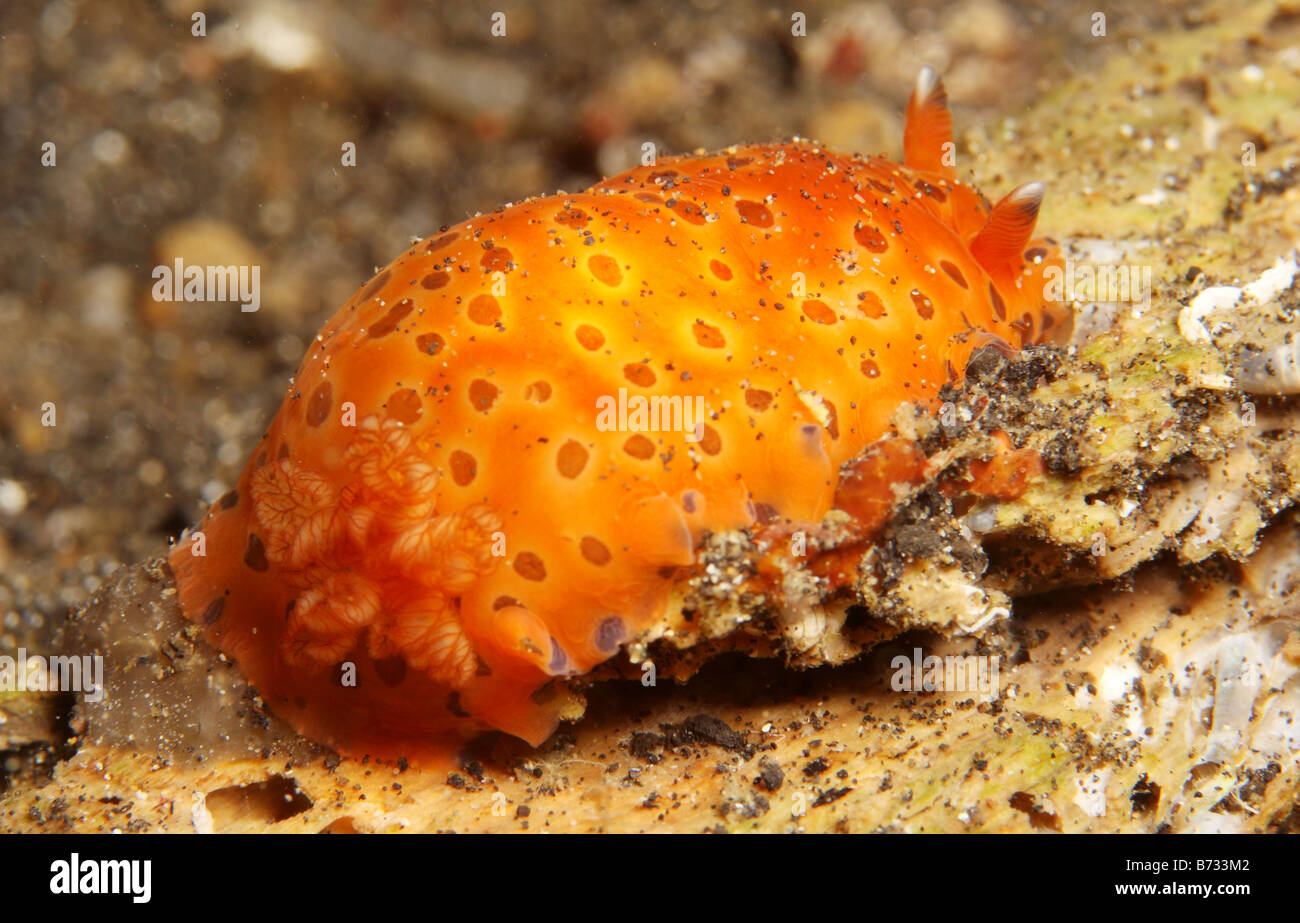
[169,69,1060,756]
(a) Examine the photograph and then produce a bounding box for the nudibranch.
[170,69,1062,757]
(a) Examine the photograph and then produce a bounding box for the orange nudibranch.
[169,69,1059,759]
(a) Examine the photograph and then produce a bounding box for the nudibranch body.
[170,70,1059,756]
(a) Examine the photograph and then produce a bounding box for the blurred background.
[0,0,1195,653]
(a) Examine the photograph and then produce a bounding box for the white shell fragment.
[1178,285,1242,344]
[1237,254,1300,394]
[1238,334,1300,394]
[1242,253,1298,302]
[1176,253,1300,394]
